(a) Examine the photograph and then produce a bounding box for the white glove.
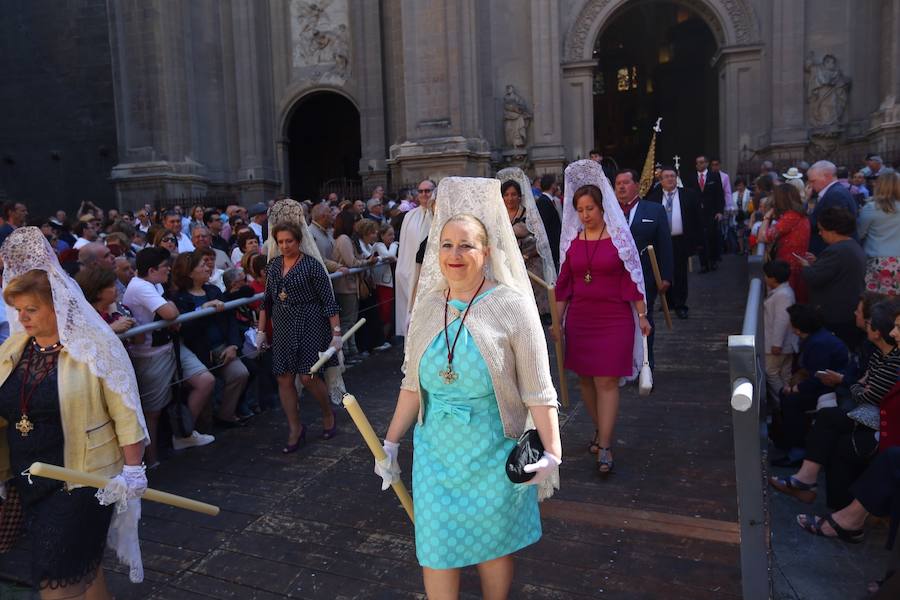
[523,451,562,486]
[255,330,268,350]
[374,440,400,491]
[330,335,344,351]
[122,464,148,499]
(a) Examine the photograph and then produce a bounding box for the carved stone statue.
[503,85,532,149]
[805,52,851,132]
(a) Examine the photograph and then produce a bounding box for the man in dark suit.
[535,173,561,270]
[807,160,859,255]
[655,166,702,319]
[683,155,725,272]
[614,169,673,368]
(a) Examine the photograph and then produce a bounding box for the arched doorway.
[592,2,718,171]
[285,91,361,201]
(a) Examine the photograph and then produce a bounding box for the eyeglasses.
[417,188,434,194]
[161,236,176,243]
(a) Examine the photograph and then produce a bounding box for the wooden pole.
[646,245,673,330]
[309,318,367,374]
[341,394,415,523]
[527,271,569,407]
[27,462,220,516]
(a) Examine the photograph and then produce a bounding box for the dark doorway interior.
[592,2,718,172]
[286,92,361,201]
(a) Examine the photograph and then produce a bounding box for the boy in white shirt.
[763,259,798,406]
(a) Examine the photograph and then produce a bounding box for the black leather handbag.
[505,429,544,484]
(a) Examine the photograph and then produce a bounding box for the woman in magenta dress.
[553,160,651,475]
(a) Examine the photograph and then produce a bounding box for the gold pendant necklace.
[582,225,606,285]
[583,271,592,284]
[439,365,459,384]
[15,414,34,437]
[278,289,288,302]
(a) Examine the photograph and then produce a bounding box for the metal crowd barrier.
[727,240,772,600]
[118,263,381,340]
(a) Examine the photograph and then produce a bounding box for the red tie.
[699,172,706,191]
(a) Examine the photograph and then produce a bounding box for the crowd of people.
[0,147,896,597]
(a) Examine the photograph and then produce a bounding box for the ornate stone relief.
[503,85,532,150]
[290,0,351,83]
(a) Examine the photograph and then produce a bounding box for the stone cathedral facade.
[2,0,899,214]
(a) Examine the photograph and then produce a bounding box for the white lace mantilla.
[561,160,647,379]
[496,167,557,285]
[264,199,326,269]
[1,227,149,437]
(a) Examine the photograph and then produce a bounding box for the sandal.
[588,430,600,455]
[597,447,614,475]
[796,513,864,544]
[769,475,817,504]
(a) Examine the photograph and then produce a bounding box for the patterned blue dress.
[413,288,542,569]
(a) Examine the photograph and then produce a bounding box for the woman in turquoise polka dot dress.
[376,177,562,600]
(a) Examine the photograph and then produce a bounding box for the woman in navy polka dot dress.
[257,222,342,454]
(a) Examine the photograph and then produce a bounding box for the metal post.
[727,248,772,600]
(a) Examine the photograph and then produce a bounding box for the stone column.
[528,0,565,173]
[107,1,208,210]
[870,0,900,143]
[230,0,280,203]
[769,0,807,153]
[714,46,764,176]
[560,60,596,164]
[351,0,389,189]
[388,0,491,183]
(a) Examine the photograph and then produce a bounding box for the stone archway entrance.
[285,91,361,201]
[562,0,762,175]
[592,2,718,170]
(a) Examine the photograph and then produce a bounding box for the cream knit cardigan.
[401,284,559,439]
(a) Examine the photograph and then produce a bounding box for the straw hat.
[782,167,803,180]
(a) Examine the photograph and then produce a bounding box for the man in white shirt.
[163,210,195,253]
[125,247,213,466]
[657,166,702,319]
[248,203,268,244]
[72,216,100,249]
[135,209,152,233]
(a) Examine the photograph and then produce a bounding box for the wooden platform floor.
[0,257,749,599]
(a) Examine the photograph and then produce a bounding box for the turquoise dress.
[413,288,542,569]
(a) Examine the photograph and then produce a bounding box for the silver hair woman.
[376,177,562,599]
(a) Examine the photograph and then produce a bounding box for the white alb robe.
[394,206,432,336]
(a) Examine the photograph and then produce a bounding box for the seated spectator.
[163,209,195,253]
[858,169,900,296]
[125,247,214,466]
[352,218,388,354]
[231,229,259,266]
[771,300,900,508]
[105,231,134,259]
[72,216,100,249]
[171,252,248,427]
[759,184,811,302]
[78,241,115,271]
[149,227,179,258]
[196,247,225,292]
[114,256,135,302]
[203,208,230,253]
[801,207,867,349]
[764,260,798,405]
[775,304,850,466]
[193,225,232,271]
[818,291,891,392]
[75,266,137,336]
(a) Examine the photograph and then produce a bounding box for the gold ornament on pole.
[638,118,662,197]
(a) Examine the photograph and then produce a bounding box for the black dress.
[265,254,341,375]
[0,342,113,590]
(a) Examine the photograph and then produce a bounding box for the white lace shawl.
[496,167,557,285]
[264,199,326,269]
[1,227,149,437]
[561,160,647,379]
[409,176,559,500]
